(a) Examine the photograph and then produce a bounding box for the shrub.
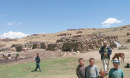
[118,47,128,50]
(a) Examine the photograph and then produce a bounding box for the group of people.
[33,41,125,78]
[76,41,124,78]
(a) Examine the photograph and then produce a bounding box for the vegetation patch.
[0,56,130,78]
[118,47,128,50]
[0,57,79,78]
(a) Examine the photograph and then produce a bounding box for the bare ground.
[75,48,130,62]
[0,49,63,66]
[1,48,130,67]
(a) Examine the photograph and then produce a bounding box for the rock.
[20,56,26,59]
[67,52,72,56]
[127,32,130,35]
[76,51,80,53]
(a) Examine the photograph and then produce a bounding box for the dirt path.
[75,48,130,63]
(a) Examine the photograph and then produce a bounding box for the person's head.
[37,53,39,57]
[113,59,120,69]
[103,41,108,47]
[99,69,105,77]
[89,58,95,66]
[78,58,84,65]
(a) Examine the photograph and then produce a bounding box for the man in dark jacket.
[35,53,41,72]
[99,41,112,74]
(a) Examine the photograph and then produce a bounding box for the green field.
[0,57,129,78]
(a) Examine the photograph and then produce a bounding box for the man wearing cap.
[99,41,112,73]
[34,53,41,72]
[109,59,124,78]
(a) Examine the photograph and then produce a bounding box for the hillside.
[1,25,130,48]
[0,25,130,78]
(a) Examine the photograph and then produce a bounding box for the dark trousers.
[35,63,41,71]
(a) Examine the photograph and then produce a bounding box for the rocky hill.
[1,24,130,48]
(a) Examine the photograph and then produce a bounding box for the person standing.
[35,53,41,72]
[109,59,124,78]
[76,58,86,78]
[85,58,99,78]
[99,41,112,74]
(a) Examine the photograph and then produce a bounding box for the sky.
[0,0,130,38]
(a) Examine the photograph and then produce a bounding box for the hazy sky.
[0,0,130,38]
